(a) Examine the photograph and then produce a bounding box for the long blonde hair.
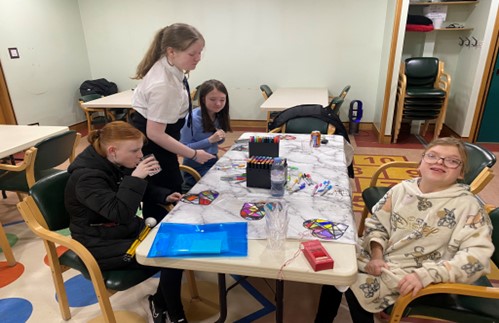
[87,121,145,157]
[132,23,204,79]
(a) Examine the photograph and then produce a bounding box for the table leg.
[276,279,284,323]
[215,273,227,323]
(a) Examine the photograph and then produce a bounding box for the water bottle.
[270,157,286,197]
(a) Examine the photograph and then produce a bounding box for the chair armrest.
[469,167,494,194]
[389,282,499,323]
[368,161,419,187]
[179,164,201,182]
[70,133,82,163]
[269,127,283,133]
[18,196,108,289]
[437,71,451,92]
[0,147,37,173]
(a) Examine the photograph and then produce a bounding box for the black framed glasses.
[422,152,462,169]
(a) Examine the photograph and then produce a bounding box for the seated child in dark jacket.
[65,121,188,323]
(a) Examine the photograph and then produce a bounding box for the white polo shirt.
[132,56,189,124]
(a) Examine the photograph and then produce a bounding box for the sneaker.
[169,318,188,323]
[148,295,166,323]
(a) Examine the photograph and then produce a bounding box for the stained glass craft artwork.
[278,134,296,141]
[181,194,200,204]
[240,202,266,220]
[231,144,248,152]
[303,218,349,240]
[181,190,219,205]
[199,190,219,205]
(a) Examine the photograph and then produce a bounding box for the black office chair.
[387,206,499,323]
[392,57,451,143]
[17,172,158,322]
[359,142,496,236]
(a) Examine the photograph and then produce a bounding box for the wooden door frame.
[0,60,17,124]
[376,0,404,144]
[470,12,499,142]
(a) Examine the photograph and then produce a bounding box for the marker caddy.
[247,136,287,189]
[246,156,274,188]
[248,135,280,158]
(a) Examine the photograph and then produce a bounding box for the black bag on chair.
[79,78,118,96]
[269,104,355,178]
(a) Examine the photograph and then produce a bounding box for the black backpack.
[79,78,118,96]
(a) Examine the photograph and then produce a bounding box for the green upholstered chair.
[328,85,350,115]
[327,97,345,116]
[259,84,273,100]
[17,172,157,322]
[392,57,451,143]
[0,130,80,197]
[359,142,496,236]
[338,85,351,100]
[273,116,335,135]
[261,84,276,131]
[387,206,499,323]
[268,104,337,135]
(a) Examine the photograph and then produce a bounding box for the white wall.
[0,0,91,126]
[78,0,389,122]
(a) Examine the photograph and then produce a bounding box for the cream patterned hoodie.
[350,178,494,313]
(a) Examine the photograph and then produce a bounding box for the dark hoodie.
[64,145,172,269]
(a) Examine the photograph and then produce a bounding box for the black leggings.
[315,285,374,323]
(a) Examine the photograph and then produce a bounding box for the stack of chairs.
[392,57,451,143]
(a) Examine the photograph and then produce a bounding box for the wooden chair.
[268,104,337,135]
[0,130,80,198]
[260,84,278,131]
[328,85,350,115]
[359,142,496,236]
[78,94,114,133]
[392,57,451,143]
[190,84,201,107]
[259,84,273,100]
[0,215,17,266]
[17,172,157,323]
[387,206,499,323]
[327,97,345,116]
[270,118,336,135]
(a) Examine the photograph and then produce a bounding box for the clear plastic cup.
[141,154,162,176]
[264,201,289,250]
